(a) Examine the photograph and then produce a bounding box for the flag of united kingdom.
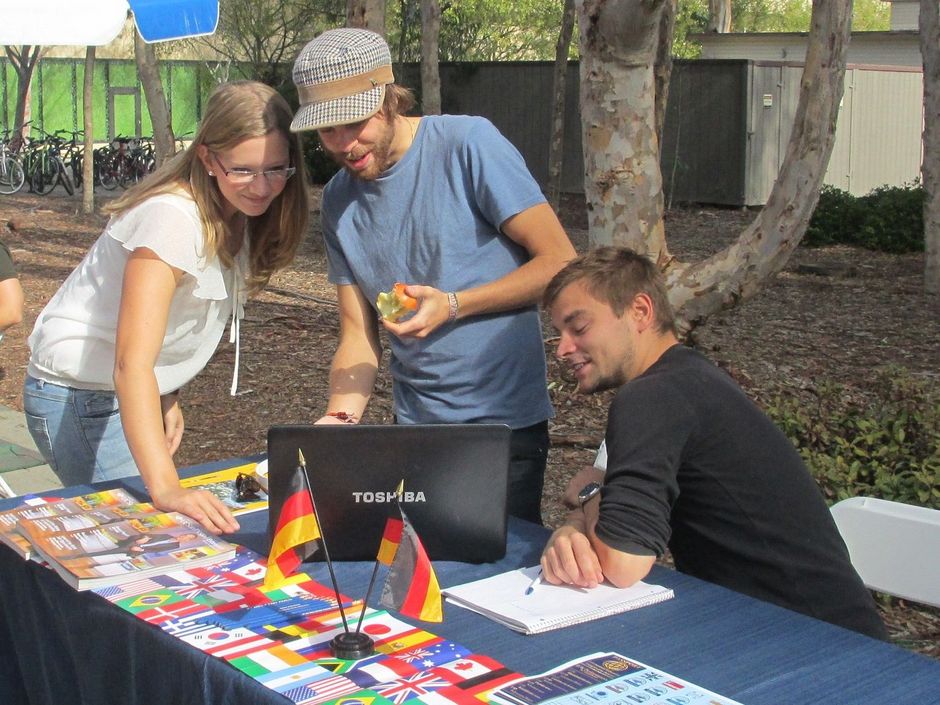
[172,573,241,599]
[373,672,455,704]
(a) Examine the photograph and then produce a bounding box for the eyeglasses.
[235,473,263,502]
[212,153,296,184]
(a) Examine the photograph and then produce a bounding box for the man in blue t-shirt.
[290,29,575,523]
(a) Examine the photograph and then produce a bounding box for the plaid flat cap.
[291,28,394,132]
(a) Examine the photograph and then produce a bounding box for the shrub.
[763,367,940,509]
[856,184,926,253]
[804,185,866,246]
[804,182,925,253]
[301,134,340,185]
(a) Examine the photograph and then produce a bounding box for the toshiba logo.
[352,491,427,503]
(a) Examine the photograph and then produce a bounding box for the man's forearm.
[324,344,379,418]
[572,499,656,588]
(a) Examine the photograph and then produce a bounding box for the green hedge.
[805,183,925,253]
[763,367,940,510]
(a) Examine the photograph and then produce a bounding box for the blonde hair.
[106,81,309,293]
[381,84,416,121]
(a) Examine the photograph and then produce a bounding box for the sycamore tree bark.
[420,0,442,115]
[668,0,851,330]
[134,28,176,167]
[578,0,669,262]
[653,0,676,151]
[347,0,387,35]
[708,0,732,33]
[545,0,575,210]
[578,0,852,332]
[920,0,940,295]
[82,47,95,215]
[547,0,577,211]
[5,46,40,143]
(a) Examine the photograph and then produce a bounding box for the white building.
[685,0,924,203]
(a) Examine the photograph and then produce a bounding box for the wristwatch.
[578,481,602,507]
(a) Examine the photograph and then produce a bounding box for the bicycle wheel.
[56,160,75,195]
[97,150,118,191]
[69,151,83,187]
[0,156,25,194]
[116,154,136,189]
[31,155,58,195]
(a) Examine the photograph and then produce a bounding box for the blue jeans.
[508,420,549,526]
[23,375,137,486]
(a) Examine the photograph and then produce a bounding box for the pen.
[524,569,543,596]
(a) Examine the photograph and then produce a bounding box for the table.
[1,457,938,705]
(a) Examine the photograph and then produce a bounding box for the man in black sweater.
[541,246,887,640]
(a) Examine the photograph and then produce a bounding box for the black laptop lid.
[266,424,511,563]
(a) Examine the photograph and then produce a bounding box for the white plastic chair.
[830,496,940,607]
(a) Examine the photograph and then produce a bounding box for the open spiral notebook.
[443,565,674,635]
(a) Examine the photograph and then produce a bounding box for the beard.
[326,121,396,181]
[577,370,626,395]
[575,339,635,395]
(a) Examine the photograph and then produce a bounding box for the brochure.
[489,652,742,705]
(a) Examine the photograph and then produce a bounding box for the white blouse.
[27,192,247,395]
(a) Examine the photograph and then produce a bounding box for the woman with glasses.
[23,81,308,535]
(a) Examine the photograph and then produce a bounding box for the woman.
[24,81,309,534]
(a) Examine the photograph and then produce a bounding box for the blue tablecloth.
[1,457,938,705]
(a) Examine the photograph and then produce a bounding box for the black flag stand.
[298,449,374,659]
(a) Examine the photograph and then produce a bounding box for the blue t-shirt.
[321,115,553,428]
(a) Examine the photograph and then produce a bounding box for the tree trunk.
[577,0,669,262]
[707,0,732,33]
[347,0,388,35]
[666,0,852,331]
[134,28,176,168]
[547,0,577,211]
[420,0,442,115]
[82,47,95,215]
[920,0,940,295]
[6,46,41,142]
[654,0,676,153]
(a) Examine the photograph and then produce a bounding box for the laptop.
[266,424,511,563]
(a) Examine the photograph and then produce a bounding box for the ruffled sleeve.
[106,193,228,301]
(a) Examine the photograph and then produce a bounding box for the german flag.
[378,508,442,622]
[264,465,320,589]
[376,514,404,567]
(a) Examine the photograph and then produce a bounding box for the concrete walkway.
[0,405,63,498]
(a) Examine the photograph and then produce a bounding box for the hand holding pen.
[524,568,543,595]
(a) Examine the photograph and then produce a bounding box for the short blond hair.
[544,246,677,335]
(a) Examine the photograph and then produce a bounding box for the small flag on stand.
[264,458,320,589]
[378,497,442,623]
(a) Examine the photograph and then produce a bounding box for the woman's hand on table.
[151,485,240,535]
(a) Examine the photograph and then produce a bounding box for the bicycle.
[29,129,74,196]
[57,130,90,188]
[0,131,26,195]
[98,136,136,191]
